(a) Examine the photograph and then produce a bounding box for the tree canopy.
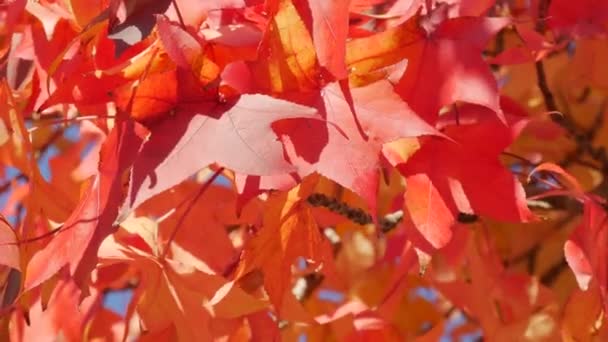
[2,0,608,340]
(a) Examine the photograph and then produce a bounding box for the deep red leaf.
[394,9,509,123]
[548,0,608,37]
[565,198,608,309]
[397,104,532,247]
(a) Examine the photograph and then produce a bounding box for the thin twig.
[535,61,558,113]
[535,0,552,33]
[501,151,537,166]
[502,152,574,193]
[36,128,65,156]
[540,258,567,286]
[453,104,461,126]
[534,0,558,112]
[0,174,28,195]
[8,226,62,245]
[533,0,608,190]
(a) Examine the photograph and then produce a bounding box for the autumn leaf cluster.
[1,0,608,340]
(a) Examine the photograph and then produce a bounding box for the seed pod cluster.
[457,212,479,224]
[307,193,372,225]
[379,210,403,233]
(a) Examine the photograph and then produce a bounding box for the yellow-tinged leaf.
[120,215,160,256]
[98,234,267,341]
[566,164,604,193]
[235,174,334,316]
[346,15,420,85]
[0,81,33,173]
[191,53,221,85]
[249,0,319,93]
[65,0,106,29]
[561,283,608,341]
[101,44,174,80]
[566,38,608,93]
[499,53,569,115]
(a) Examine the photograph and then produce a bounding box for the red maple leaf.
[275,80,439,215]
[564,198,608,312]
[548,0,608,37]
[397,104,533,248]
[121,88,318,215]
[393,5,509,123]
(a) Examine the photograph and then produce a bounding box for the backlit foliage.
[1,0,608,340]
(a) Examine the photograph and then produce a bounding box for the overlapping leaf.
[276,80,439,215]
[397,104,533,248]
[3,0,608,340]
[235,175,334,318]
[122,89,319,215]
[25,120,146,289]
[393,6,509,123]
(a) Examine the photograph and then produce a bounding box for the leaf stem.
[501,151,536,166]
[453,104,460,126]
[171,0,186,29]
[27,115,117,133]
[160,167,225,260]
[125,47,159,117]
[0,226,63,247]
